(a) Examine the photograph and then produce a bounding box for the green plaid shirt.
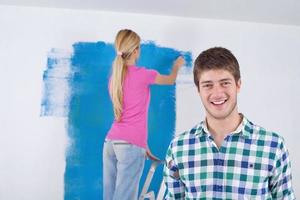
[163,116,295,199]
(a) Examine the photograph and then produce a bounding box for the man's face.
[198,69,241,120]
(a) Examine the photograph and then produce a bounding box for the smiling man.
[163,47,295,199]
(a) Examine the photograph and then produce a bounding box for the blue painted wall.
[42,41,192,199]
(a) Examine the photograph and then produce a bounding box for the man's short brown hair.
[193,47,240,90]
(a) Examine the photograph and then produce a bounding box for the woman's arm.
[154,56,185,85]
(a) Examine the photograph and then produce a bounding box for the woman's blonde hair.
[110,29,141,121]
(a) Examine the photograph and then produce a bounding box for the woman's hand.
[146,148,160,161]
[154,56,185,85]
[173,56,185,69]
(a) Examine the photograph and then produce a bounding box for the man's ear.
[237,79,241,92]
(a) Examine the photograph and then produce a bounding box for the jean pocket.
[112,141,131,147]
[113,143,131,145]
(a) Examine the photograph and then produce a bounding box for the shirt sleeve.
[142,67,158,85]
[270,138,295,199]
[163,143,185,200]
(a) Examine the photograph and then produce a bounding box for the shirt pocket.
[242,161,270,197]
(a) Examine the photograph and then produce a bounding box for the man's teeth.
[212,100,226,105]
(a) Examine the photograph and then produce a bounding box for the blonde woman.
[103,29,185,200]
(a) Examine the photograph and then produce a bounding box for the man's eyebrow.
[200,80,213,84]
[219,78,232,82]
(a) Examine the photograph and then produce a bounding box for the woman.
[103,29,185,200]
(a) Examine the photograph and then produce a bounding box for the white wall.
[0,5,299,200]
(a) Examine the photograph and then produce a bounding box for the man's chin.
[206,110,230,120]
[211,115,229,120]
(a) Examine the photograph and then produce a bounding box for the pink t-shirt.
[106,65,158,149]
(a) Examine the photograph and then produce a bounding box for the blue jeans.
[103,140,146,200]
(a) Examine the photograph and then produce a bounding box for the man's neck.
[206,112,242,147]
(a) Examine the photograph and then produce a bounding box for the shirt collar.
[194,114,252,139]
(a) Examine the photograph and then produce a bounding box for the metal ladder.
[139,160,166,200]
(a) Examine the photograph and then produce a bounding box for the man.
[163,47,295,199]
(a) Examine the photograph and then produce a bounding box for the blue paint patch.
[41,49,72,117]
[42,41,192,199]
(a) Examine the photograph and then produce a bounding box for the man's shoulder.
[169,123,203,147]
[247,120,285,144]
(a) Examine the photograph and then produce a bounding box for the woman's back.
[107,65,157,149]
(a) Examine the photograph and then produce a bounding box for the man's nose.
[211,85,224,96]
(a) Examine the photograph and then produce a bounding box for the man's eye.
[203,84,212,88]
[222,82,230,86]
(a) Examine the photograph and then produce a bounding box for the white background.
[0,5,299,199]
